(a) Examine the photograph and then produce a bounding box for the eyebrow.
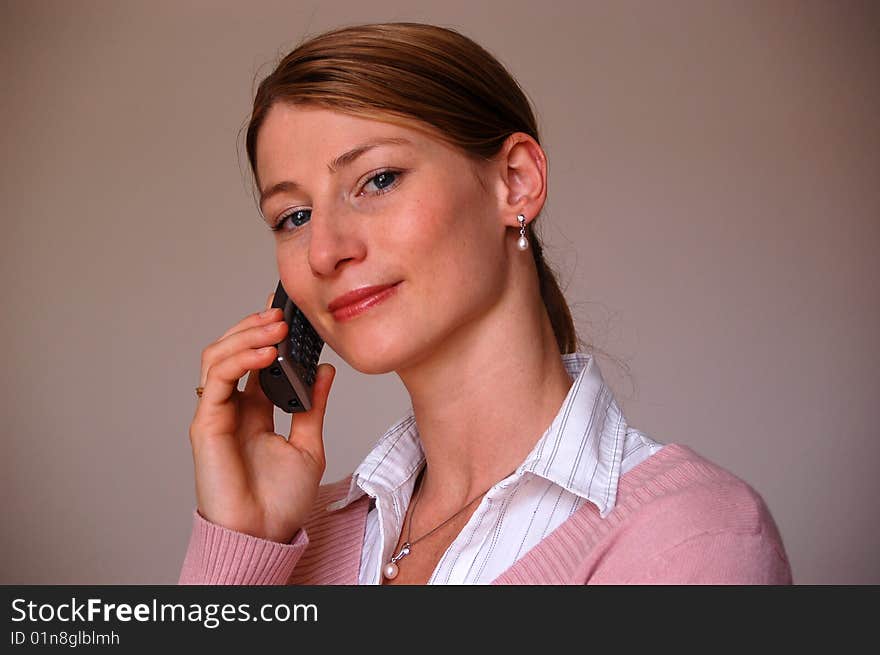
[258,137,412,214]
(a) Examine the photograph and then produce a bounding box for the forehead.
[256,104,444,170]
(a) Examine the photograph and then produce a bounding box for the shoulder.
[616,443,777,534]
[592,444,792,583]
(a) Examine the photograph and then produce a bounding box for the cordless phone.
[258,280,324,413]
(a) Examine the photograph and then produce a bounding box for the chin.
[332,331,413,376]
[341,350,404,376]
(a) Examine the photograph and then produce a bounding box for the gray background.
[2,0,877,584]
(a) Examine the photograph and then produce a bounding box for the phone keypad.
[290,307,323,387]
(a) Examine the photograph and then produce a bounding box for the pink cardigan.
[178,443,793,584]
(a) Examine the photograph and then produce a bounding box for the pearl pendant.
[384,542,410,580]
[517,235,529,251]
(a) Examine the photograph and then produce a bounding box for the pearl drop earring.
[516,214,529,251]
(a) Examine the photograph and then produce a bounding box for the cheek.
[403,177,492,250]
[389,202,463,285]
[390,194,504,304]
[275,242,302,291]
[275,242,318,313]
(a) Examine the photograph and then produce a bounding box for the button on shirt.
[324,352,665,584]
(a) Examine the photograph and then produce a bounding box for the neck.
[395,265,574,516]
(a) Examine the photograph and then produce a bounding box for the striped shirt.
[325,351,665,584]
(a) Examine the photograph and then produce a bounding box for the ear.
[489,132,548,229]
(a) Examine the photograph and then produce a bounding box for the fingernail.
[260,308,277,318]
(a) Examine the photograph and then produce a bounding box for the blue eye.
[364,170,398,193]
[271,208,310,232]
[269,169,404,233]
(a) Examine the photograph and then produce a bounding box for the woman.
[179,22,792,585]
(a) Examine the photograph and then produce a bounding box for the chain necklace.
[382,465,518,581]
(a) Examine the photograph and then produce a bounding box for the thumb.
[288,363,336,462]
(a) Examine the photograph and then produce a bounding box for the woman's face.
[255,104,510,374]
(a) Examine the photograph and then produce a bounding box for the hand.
[188,292,336,543]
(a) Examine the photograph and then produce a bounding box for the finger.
[218,306,281,343]
[214,290,277,344]
[240,356,275,414]
[239,290,281,408]
[288,363,335,465]
[200,317,287,389]
[196,345,278,417]
[241,361,272,402]
[197,290,279,401]
[232,365,277,439]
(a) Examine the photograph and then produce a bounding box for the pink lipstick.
[328,283,400,322]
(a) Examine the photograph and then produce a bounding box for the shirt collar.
[325,352,628,518]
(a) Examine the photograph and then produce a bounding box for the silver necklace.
[382,466,517,581]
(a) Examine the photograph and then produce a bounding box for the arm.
[178,509,310,585]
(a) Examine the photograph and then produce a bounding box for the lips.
[328,282,401,321]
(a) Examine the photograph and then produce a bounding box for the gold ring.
[195,386,205,398]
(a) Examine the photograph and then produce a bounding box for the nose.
[307,204,367,277]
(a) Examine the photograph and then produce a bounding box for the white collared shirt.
[325,352,665,584]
